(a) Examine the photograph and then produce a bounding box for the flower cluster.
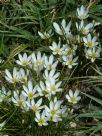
[38,5,101,68]
[76,6,101,62]
[0,51,81,127]
[1,51,81,126]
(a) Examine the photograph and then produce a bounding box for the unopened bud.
[69,122,77,128]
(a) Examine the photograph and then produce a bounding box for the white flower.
[31,51,45,72]
[46,79,62,95]
[35,111,48,126]
[23,81,39,100]
[53,19,72,38]
[69,122,77,128]
[62,44,75,57]
[66,89,81,104]
[16,53,31,66]
[45,97,63,122]
[62,56,78,69]
[38,30,53,39]
[85,47,101,62]
[12,91,26,108]
[43,69,60,81]
[77,5,89,20]
[49,40,63,55]
[83,34,98,48]
[76,20,93,35]
[44,55,58,70]
[37,81,49,97]
[18,68,29,83]
[0,86,11,102]
[5,67,19,83]
[27,98,43,112]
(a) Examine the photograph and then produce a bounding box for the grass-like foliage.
[0,0,102,136]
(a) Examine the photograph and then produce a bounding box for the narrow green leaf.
[82,92,102,105]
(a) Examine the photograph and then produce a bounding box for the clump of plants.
[0,1,102,136]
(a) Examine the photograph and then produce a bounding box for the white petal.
[69,90,73,97]
[38,31,44,39]
[53,22,62,35]
[74,90,79,97]
[18,54,23,61]
[23,53,27,59]
[61,19,66,30]
[28,81,33,91]
[37,98,42,106]
[36,112,40,119]
[5,69,12,79]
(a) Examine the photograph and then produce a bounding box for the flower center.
[44,33,50,39]
[66,60,73,65]
[70,97,76,103]
[32,105,38,111]
[65,48,73,55]
[89,53,96,58]
[28,91,33,99]
[55,48,61,54]
[50,85,56,92]
[35,60,42,65]
[50,109,56,115]
[21,60,29,66]
[20,77,27,83]
[48,64,52,70]
[38,118,44,125]
[17,99,23,107]
[80,28,86,34]
[87,41,92,47]
[12,78,18,83]
[80,14,85,19]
